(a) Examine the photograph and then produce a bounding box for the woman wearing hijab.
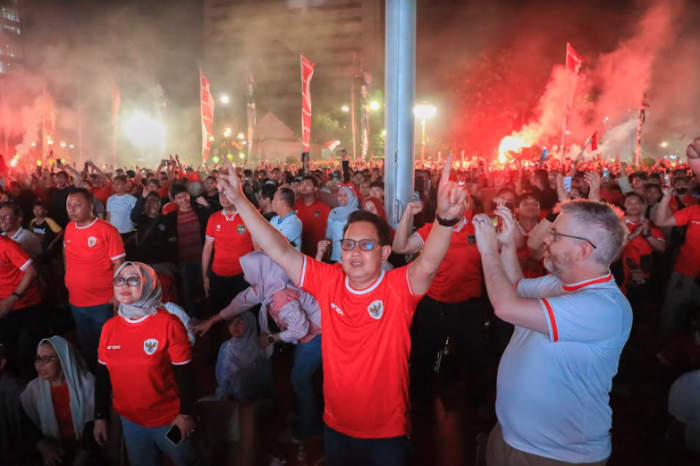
[21,336,96,466]
[93,262,200,466]
[194,251,322,442]
[326,185,358,262]
[214,311,272,401]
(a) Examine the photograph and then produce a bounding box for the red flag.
[566,43,584,74]
[200,69,215,162]
[300,55,315,153]
[590,131,598,151]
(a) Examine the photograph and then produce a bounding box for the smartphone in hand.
[166,425,182,446]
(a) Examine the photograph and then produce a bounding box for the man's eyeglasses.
[548,230,597,249]
[339,239,378,252]
[34,355,59,365]
[113,276,141,287]
[0,214,15,221]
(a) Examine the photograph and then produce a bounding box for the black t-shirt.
[132,215,178,265]
[31,219,58,250]
[48,187,71,228]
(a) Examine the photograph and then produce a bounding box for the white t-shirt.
[270,211,303,251]
[496,273,632,463]
[8,227,43,259]
[106,193,137,234]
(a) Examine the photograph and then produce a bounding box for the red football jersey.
[205,211,253,277]
[416,218,482,303]
[98,310,192,427]
[64,219,125,306]
[673,205,700,278]
[0,235,41,310]
[295,199,330,257]
[297,256,423,438]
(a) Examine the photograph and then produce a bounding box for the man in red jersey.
[217,156,465,466]
[393,189,486,404]
[295,176,330,257]
[64,188,125,366]
[0,235,42,371]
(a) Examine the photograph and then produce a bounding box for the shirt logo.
[367,300,384,320]
[107,345,121,350]
[467,235,476,245]
[237,224,246,234]
[331,303,344,316]
[216,224,221,231]
[87,236,97,247]
[313,211,320,218]
[143,339,159,355]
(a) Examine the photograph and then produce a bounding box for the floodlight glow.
[369,101,380,111]
[220,94,230,105]
[341,105,350,113]
[122,112,166,150]
[413,104,437,120]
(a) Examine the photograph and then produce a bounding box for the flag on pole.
[246,70,256,160]
[565,43,584,74]
[560,43,584,159]
[111,83,120,165]
[200,68,215,163]
[300,55,315,153]
[590,131,598,151]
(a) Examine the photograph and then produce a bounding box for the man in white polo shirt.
[473,200,631,466]
[270,187,303,251]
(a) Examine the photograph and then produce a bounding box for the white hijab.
[20,336,95,441]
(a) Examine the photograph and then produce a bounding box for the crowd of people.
[0,138,698,465]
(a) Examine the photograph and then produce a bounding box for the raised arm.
[474,212,548,334]
[654,185,677,227]
[687,137,700,177]
[217,158,304,284]
[392,201,424,254]
[408,156,466,296]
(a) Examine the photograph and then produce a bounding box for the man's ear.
[381,244,392,262]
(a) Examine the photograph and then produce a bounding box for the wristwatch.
[436,214,461,227]
[268,335,275,344]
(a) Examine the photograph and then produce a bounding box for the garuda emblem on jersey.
[87,236,97,247]
[143,339,158,355]
[367,300,384,320]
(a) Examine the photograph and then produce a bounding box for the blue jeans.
[324,426,411,466]
[120,417,201,466]
[70,303,113,367]
[290,335,322,439]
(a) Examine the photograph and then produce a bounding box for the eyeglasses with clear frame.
[339,239,378,252]
[113,276,141,287]
[34,355,59,365]
[548,229,597,249]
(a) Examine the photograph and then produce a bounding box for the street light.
[220,94,230,105]
[341,105,350,113]
[413,103,437,165]
[660,141,669,148]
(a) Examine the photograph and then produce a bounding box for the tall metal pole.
[384,0,416,228]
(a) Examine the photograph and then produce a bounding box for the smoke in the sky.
[505,0,685,160]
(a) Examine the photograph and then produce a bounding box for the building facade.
[0,0,23,75]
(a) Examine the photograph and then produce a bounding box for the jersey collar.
[10,227,23,241]
[562,272,614,292]
[345,269,386,295]
[222,210,238,221]
[75,218,98,230]
[275,211,297,224]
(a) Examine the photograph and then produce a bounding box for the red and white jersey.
[297,256,423,439]
[64,218,125,307]
[205,210,253,277]
[415,218,482,303]
[0,235,41,310]
[98,309,192,427]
